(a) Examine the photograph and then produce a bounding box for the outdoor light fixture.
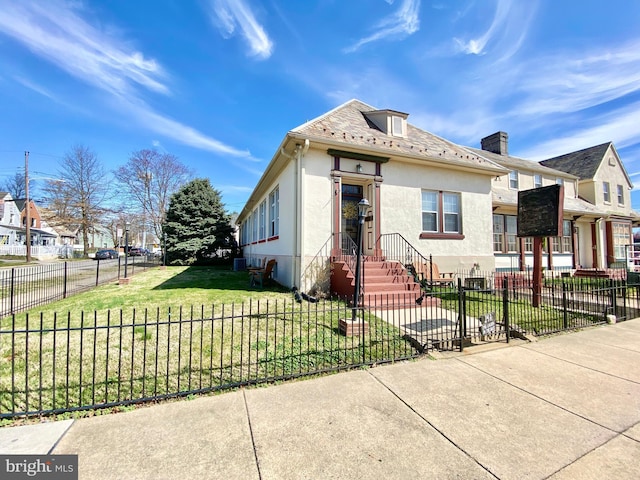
[356,163,363,173]
[351,198,370,322]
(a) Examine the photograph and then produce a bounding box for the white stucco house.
[236,99,639,295]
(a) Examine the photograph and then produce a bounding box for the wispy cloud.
[0,0,252,158]
[344,0,420,53]
[453,0,535,61]
[125,98,254,159]
[0,1,168,97]
[520,102,640,160]
[13,75,59,102]
[513,40,640,118]
[206,0,273,59]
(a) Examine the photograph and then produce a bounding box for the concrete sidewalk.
[2,319,640,479]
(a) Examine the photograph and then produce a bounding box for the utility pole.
[25,151,31,263]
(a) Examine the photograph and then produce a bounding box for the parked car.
[127,247,149,256]
[94,249,119,260]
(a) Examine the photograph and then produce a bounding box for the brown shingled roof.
[539,142,611,180]
[291,99,506,173]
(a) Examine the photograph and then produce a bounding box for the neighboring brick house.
[14,198,57,246]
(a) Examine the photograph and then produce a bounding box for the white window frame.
[617,184,624,205]
[259,200,266,240]
[422,190,461,235]
[269,186,279,238]
[603,182,610,203]
[509,170,519,189]
[534,174,542,189]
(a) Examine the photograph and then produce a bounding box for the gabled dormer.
[363,109,408,137]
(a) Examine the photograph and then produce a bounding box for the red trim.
[419,233,465,240]
[267,235,279,241]
[258,239,266,244]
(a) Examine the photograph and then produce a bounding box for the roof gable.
[539,142,611,179]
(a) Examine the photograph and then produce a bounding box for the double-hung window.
[259,200,266,240]
[603,182,610,203]
[269,186,279,238]
[493,214,518,253]
[617,185,624,205]
[534,174,542,189]
[421,190,462,237]
[509,171,519,189]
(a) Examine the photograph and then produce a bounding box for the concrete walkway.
[2,319,640,479]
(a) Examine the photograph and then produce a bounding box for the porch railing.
[300,233,358,295]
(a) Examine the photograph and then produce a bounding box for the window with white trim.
[421,190,462,234]
[603,182,610,202]
[259,200,266,240]
[269,186,279,237]
[492,214,519,253]
[617,185,624,205]
[251,210,258,243]
[612,222,631,260]
[534,174,542,189]
[509,171,518,189]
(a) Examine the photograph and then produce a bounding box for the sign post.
[517,184,564,308]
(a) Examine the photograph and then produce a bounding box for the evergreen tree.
[163,178,236,265]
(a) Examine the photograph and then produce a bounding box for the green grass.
[0,266,416,419]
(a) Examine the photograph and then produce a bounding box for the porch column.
[373,178,383,257]
[331,172,342,258]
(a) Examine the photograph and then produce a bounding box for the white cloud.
[453,0,535,62]
[207,0,273,59]
[124,98,254,159]
[0,0,252,159]
[513,40,640,118]
[344,0,420,53]
[520,102,640,160]
[0,1,168,97]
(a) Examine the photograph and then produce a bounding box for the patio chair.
[416,260,454,287]
[249,259,276,287]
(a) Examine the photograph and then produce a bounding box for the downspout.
[292,139,309,287]
[282,139,309,288]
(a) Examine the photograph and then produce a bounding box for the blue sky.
[1,0,640,213]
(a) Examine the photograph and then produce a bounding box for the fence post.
[609,278,616,321]
[10,267,15,315]
[562,282,568,329]
[63,261,68,299]
[457,277,464,352]
[502,276,510,343]
[96,259,100,286]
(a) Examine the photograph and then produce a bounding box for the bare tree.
[114,149,192,241]
[47,145,111,256]
[0,172,29,199]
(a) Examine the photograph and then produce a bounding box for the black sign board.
[517,184,564,237]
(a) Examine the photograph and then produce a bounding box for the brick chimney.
[481,131,508,155]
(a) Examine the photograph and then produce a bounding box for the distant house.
[468,132,604,271]
[237,100,640,293]
[540,142,637,267]
[13,198,58,247]
[0,191,22,246]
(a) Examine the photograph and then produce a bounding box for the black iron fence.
[0,256,162,318]
[0,298,419,418]
[2,268,638,419]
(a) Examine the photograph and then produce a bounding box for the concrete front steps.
[331,259,441,309]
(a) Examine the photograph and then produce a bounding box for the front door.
[341,184,363,245]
